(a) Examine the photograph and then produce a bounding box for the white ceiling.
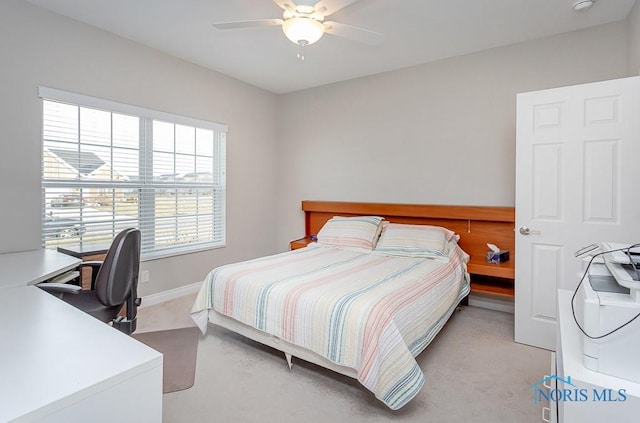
[25,0,636,94]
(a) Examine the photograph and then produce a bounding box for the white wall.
[0,0,280,295]
[628,0,640,75]
[275,22,629,249]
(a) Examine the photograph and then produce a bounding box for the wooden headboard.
[301,200,515,280]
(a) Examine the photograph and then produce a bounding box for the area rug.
[133,326,200,393]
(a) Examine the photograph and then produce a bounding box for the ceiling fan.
[212,0,384,60]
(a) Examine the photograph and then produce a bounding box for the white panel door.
[515,76,640,350]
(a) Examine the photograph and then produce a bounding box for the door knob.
[519,226,541,235]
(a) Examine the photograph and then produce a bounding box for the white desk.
[0,287,163,422]
[0,250,163,422]
[0,249,81,289]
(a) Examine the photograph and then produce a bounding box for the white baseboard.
[469,293,514,314]
[140,281,202,308]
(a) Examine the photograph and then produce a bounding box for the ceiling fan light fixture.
[282,17,325,46]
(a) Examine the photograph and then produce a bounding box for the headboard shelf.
[302,201,515,223]
[299,200,516,297]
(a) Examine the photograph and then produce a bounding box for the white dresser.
[549,290,640,422]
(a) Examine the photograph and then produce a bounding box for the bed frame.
[208,310,359,378]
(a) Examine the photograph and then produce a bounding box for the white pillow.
[316,216,384,250]
[374,223,457,259]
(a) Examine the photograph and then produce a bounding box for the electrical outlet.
[140,270,150,283]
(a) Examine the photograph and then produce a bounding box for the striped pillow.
[374,223,457,259]
[316,216,384,250]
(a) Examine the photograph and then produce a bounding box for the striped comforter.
[191,243,469,410]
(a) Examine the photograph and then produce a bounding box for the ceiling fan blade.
[314,0,361,16]
[212,19,283,30]
[323,21,384,45]
[273,0,298,15]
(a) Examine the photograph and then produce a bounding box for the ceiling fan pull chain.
[297,41,307,61]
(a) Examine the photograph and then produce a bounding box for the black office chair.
[39,228,142,335]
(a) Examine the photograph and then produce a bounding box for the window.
[40,87,227,259]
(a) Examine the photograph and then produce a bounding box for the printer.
[574,242,640,383]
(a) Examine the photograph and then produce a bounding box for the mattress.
[191,243,469,409]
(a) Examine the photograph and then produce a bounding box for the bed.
[191,201,514,410]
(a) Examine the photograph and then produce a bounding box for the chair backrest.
[95,228,141,307]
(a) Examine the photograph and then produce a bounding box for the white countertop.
[0,286,163,422]
[0,250,81,289]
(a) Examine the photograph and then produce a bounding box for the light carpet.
[137,294,550,423]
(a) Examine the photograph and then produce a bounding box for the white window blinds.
[40,87,227,259]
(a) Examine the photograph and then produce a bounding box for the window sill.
[141,243,226,262]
